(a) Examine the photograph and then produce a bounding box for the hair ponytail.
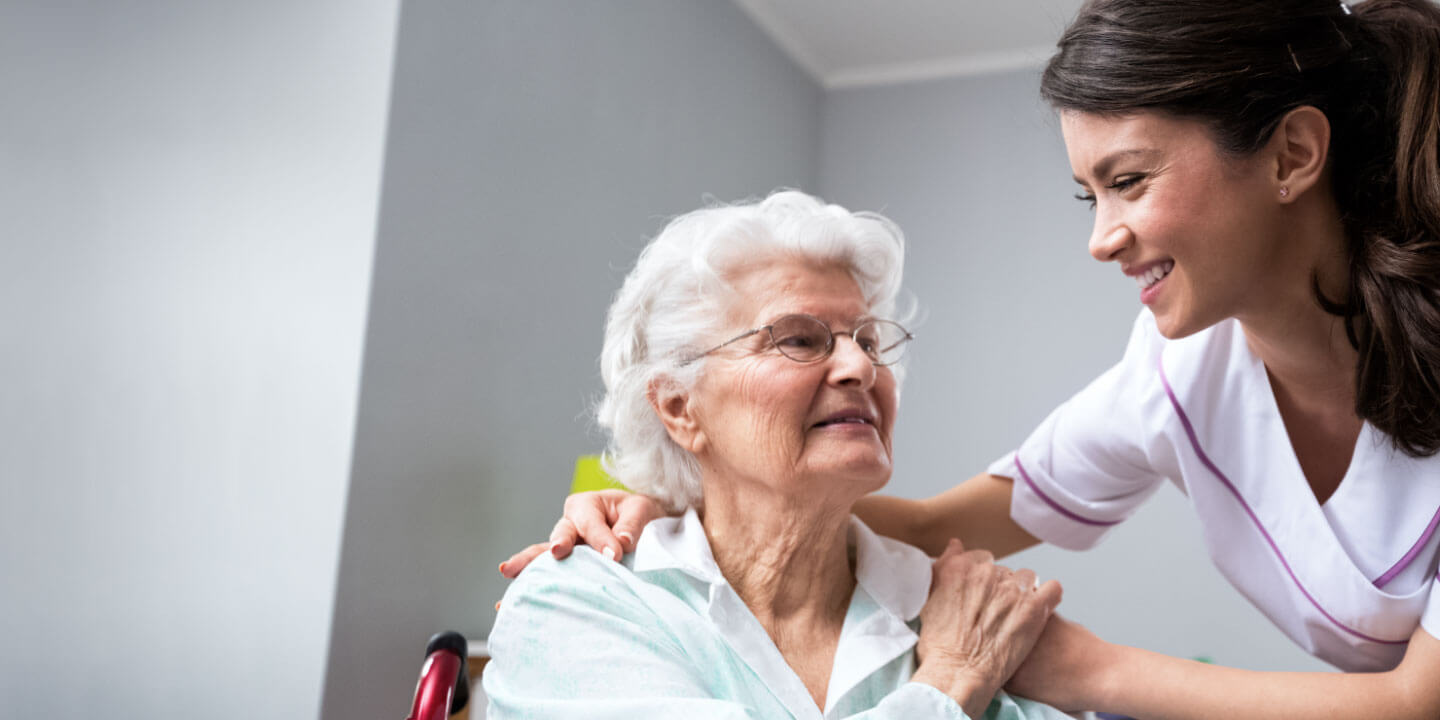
[1342,0,1440,456]
[1042,0,1440,456]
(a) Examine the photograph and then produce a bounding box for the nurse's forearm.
[855,473,1040,558]
[1094,629,1440,720]
[852,494,942,554]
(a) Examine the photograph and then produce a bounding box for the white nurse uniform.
[989,310,1440,672]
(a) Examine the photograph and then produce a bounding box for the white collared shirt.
[485,509,1074,719]
[991,310,1440,671]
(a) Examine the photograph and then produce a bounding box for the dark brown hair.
[1042,0,1440,457]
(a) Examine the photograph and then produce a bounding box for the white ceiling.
[732,0,1087,89]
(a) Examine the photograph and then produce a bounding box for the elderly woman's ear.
[648,378,706,454]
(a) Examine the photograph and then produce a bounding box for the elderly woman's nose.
[827,335,877,387]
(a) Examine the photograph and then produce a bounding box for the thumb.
[612,518,646,553]
[1036,579,1063,612]
[928,538,965,591]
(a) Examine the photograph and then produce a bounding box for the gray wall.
[6,6,1331,718]
[320,2,822,718]
[819,70,1329,672]
[1,1,397,717]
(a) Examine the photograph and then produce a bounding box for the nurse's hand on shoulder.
[1004,614,1112,712]
[498,489,663,578]
[912,539,1063,719]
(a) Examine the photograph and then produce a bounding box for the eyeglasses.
[687,313,914,366]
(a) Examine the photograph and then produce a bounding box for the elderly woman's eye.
[777,334,817,348]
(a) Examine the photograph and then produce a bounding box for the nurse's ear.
[648,377,707,455]
[1268,105,1331,204]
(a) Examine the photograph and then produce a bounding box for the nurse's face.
[1061,110,1290,339]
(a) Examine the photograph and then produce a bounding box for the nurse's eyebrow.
[1073,148,1161,185]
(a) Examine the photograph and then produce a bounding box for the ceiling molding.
[731,0,1079,91]
[732,0,830,84]
[824,44,1055,90]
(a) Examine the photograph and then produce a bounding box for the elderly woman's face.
[688,257,898,500]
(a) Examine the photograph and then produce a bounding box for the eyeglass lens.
[768,315,910,365]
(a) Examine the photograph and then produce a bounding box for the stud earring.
[1279,186,1290,199]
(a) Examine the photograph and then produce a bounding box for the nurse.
[502,0,1440,717]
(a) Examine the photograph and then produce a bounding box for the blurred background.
[1,1,1330,718]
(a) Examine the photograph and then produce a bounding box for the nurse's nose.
[826,334,876,390]
[1088,209,1132,263]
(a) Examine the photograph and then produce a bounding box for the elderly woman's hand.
[911,538,1063,718]
[499,490,664,578]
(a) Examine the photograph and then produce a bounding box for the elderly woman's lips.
[812,417,875,429]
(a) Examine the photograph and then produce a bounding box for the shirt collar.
[632,507,931,622]
[850,514,931,621]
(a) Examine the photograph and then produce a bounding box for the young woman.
[503,1,1440,717]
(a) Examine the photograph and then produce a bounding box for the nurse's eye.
[1076,174,1145,211]
[1107,174,1144,193]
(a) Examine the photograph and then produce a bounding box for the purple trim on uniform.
[1158,359,1409,646]
[1373,507,1440,588]
[1013,454,1123,528]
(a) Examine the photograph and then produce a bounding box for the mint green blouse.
[484,510,1076,720]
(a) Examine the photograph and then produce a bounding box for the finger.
[549,518,579,559]
[1012,568,1038,593]
[929,539,966,587]
[932,538,965,569]
[611,495,662,552]
[965,548,996,566]
[569,500,626,562]
[1034,579,1064,612]
[612,523,642,554]
[500,542,550,578]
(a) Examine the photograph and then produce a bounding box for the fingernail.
[616,531,634,545]
[602,546,617,562]
[494,601,501,611]
[498,562,508,575]
[550,543,562,558]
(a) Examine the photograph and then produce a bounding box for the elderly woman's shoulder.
[498,544,672,618]
[505,545,633,593]
[491,544,702,661]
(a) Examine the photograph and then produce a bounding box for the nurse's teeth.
[1136,261,1174,289]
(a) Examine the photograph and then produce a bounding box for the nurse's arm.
[1086,625,1440,720]
[854,473,1040,558]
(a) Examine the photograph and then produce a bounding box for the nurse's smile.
[1125,259,1175,305]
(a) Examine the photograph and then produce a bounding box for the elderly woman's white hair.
[596,190,909,512]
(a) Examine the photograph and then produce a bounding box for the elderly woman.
[484,192,1072,719]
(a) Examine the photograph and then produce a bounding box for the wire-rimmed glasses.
[686,313,914,366]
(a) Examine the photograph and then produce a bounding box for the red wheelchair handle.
[406,631,469,720]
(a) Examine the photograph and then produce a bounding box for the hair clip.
[1340,2,1352,15]
[1287,43,1303,72]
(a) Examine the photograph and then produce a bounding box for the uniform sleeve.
[1421,574,1440,642]
[987,311,1169,551]
[484,550,975,719]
